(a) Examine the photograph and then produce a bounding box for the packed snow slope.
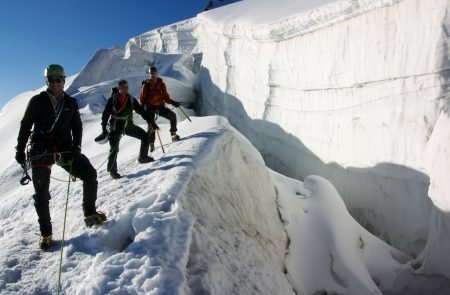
[1,104,446,294]
[130,0,450,278]
[3,78,442,294]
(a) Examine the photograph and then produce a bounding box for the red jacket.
[140,77,174,107]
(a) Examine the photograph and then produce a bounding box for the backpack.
[111,86,119,95]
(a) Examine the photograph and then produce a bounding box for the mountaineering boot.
[84,211,107,227]
[150,143,155,152]
[39,235,52,250]
[171,132,180,142]
[94,131,109,144]
[138,141,154,163]
[138,156,154,164]
[110,171,122,179]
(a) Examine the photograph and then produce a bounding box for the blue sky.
[0,0,209,108]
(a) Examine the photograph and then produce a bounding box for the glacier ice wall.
[129,20,199,54]
[130,0,450,278]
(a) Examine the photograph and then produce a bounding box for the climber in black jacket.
[101,79,159,179]
[15,64,106,250]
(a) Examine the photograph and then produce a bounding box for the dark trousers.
[31,151,97,236]
[145,105,177,143]
[107,122,150,173]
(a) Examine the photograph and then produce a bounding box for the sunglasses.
[119,85,129,89]
[151,72,158,75]
[48,76,64,83]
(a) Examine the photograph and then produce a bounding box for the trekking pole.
[178,106,192,122]
[156,129,165,154]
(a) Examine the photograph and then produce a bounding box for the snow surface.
[1,0,450,294]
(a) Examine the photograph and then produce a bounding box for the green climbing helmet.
[44,64,65,77]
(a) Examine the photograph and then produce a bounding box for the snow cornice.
[200,0,405,42]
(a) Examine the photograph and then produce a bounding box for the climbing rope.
[56,159,73,295]
[95,135,122,171]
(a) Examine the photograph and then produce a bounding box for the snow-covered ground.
[2,108,447,294]
[1,0,450,294]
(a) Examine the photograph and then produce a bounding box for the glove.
[172,101,180,108]
[149,121,159,131]
[15,148,26,165]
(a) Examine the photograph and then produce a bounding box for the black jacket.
[16,91,82,153]
[101,92,152,131]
